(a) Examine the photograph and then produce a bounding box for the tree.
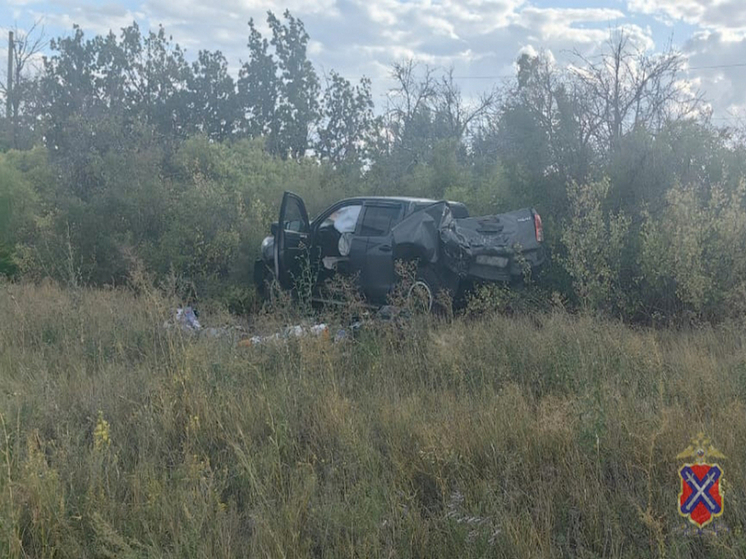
[187,50,241,141]
[118,24,192,140]
[37,23,198,154]
[237,18,280,140]
[471,52,579,214]
[379,60,438,163]
[269,11,320,159]
[432,69,496,145]
[571,32,703,155]
[371,61,496,192]
[238,10,320,159]
[32,21,223,219]
[315,71,374,169]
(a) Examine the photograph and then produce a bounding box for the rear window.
[449,203,469,219]
[359,205,402,236]
[412,201,469,219]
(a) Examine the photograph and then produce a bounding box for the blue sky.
[2,0,745,124]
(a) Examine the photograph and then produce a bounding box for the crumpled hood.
[391,202,452,264]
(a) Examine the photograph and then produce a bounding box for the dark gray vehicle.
[254,191,546,309]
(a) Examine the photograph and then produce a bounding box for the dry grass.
[1,281,745,557]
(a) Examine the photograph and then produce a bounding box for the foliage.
[10,136,358,304]
[641,181,746,322]
[0,18,745,323]
[238,11,321,159]
[0,153,37,276]
[316,71,375,170]
[561,178,630,313]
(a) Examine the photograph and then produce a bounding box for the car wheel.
[254,261,277,301]
[408,277,434,313]
[407,265,456,314]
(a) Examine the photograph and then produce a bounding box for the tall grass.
[1,281,745,557]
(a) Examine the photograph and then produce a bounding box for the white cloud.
[683,30,746,122]
[628,0,705,25]
[517,6,625,36]
[628,0,746,37]
[29,4,145,38]
[625,1,746,120]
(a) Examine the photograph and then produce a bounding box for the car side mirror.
[270,222,278,236]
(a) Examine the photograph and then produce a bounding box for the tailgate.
[441,208,545,280]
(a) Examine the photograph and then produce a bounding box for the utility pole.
[6,31,13,119]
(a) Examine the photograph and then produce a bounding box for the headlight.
[475,255,508,267]
[261,236,274,261]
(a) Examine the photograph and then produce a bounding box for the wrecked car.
[254,191,546,310]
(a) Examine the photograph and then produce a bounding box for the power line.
[687,62,746,70]
[303,57,746,85]
[438,62,746,81]
[450,74,515,80]
[370,61,746,83]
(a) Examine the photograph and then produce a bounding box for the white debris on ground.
[165,306,372,347]
[163,306,201,332]
[164,306,244,340]
[246,323,329,346]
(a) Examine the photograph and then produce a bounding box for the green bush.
[0,152,38,277]
[5,111,746,325]
[561,178,630,313]
[5,137,360,303]
[640,180,746,321]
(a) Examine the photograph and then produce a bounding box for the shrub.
[640,180,746,321]
[561,177,630,313]
[0,153,38,277]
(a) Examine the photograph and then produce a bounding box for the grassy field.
[1,281,745,558]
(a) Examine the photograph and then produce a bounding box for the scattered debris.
[239,320,366,347]
[165,305,373,348]
[248,323,328,345]
[376,305,411,321]
[164,307,245,341]
[163,306,201,332]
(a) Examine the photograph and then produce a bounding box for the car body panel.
[356,201,404,300]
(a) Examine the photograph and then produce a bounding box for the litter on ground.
[166,305,381,347]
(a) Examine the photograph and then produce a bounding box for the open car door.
[274,191,310,290]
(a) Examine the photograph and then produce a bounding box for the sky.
[2,0,746,125]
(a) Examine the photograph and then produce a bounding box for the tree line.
[2,13,375,163]
[2,13,746,323]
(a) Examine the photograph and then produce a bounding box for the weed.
[1,282,745,557]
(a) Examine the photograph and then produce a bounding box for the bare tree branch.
[570,30,701,153]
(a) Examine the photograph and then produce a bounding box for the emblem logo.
[677,433,725,528]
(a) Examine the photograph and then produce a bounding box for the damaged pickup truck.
[254,191,547,311]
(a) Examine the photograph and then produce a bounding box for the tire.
[407,265,457,314]
[254,260,276,301]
